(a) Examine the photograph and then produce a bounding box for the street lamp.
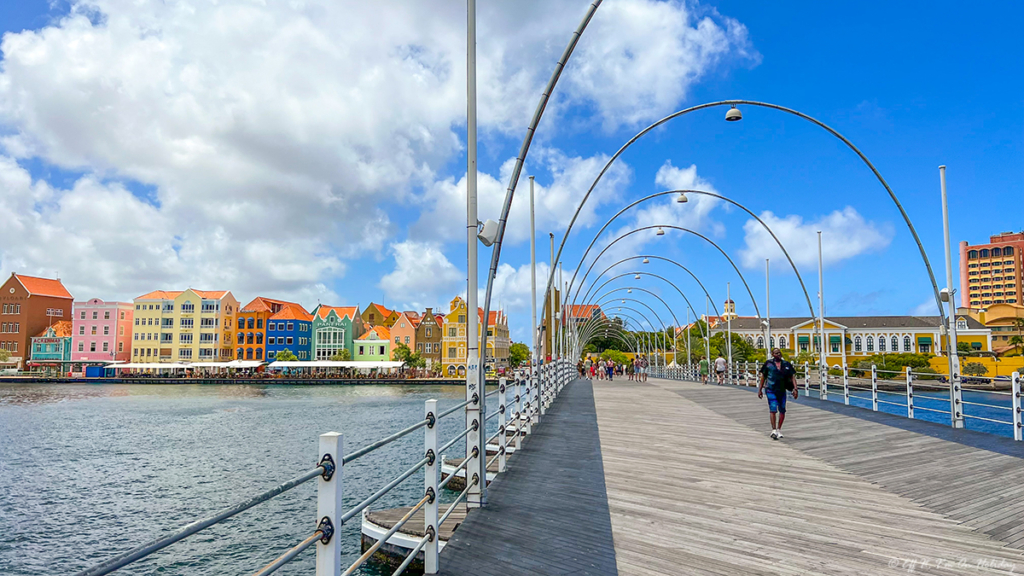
[725,105,743,122]
[656,228,665,236]
[642,257,650,264]
[676,192,688,203]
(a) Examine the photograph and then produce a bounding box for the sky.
[0,0,1021,343]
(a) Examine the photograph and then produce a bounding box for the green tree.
[600,349,630,365]
[329,349,351,361]
[1010,335,1023,356]
[962,362,988,376]
[274,349,298,362]
[0,349,9,364]
[393,343,426,368]
[509,342,530,367]
[957,341,972,355]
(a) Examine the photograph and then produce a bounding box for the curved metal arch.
[565,190,815,321]
[578,307,657,345]
[578,315,639,350]
[546,99,944,327]
[584,305,667,360]
[574,225,761,323]
[577,315,643,356]
[577,255,720,321]
[588,288,680,333]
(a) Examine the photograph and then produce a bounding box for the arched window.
[878,337,886,352]
[246,332,254,344]
[779,336,787,349]
[746,336,754,345]
[1005,247,1014,256]
[992,247,1002,257]
[968,250,978,259]
[236,347,243,358]
[757,336,764,349]
[980,249,989,257]
[246,348,253,360]
[891,336,899,351]
[770,337,775,349]
[854,336,862,352]
[237,318,244,329]
[256,349,263,360]
[904,336,911,351]
[256,333,263,345]
[866,336,874,352]
[247,317,255,329]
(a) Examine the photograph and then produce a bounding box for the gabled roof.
[271,304,313,322]
[435,315,445,326]
[396,311,422,327]
[358,325,391,340]
[35,320,74,338]
[568,304,601,319]
[365,302,394,317]
[316,305,360,321]
[135,289,231,301]
[13,274,73,299]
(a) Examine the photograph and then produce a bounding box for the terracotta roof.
[35,320,74,338]
[242,297,307,315]
[271,304,313,322]
[135,289,231,301]
[435,315,444,326]
[358,325,391,340]
[568,305,601,319]
[316,305,359,321]
[14,274,73,299]
[397,311,422,327]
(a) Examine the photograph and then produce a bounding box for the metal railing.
[665,360,1021,442]
[73,359,578,576]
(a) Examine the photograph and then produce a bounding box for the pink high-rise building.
[71,299,134,363]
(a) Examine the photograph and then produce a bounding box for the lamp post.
[940,166,964,428]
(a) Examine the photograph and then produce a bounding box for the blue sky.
[0,0,1020,342]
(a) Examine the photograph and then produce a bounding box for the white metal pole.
[316,432,343,576]
[465,0,484,508]
[529,176,538,418]
[423,401,439,573]
[818,231,827,400]
[765,259,771,354]
[727,282,732,385]
[497,379,507,472]
[1012,371,1021,442]
[686,308,691,379]
[940,166,963,428]
[705,296,710,377]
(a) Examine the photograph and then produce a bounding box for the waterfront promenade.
[439,377,1024,575]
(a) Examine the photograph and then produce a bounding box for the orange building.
[960,231,1024,308]
[236,297,310,361]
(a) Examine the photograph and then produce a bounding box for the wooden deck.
[365,502,468,540]
[593,377,1024,575]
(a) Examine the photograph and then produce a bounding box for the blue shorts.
[765,388,787,414]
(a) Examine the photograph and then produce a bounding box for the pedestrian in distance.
[714,354,727,385]
[758,347,798,440]
[598,358,606,381]
[606,359,615,381]
[698,355,709,385]
[640,354,649,382]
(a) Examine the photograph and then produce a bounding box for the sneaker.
[775,430,784,439]
[770,429,778,440]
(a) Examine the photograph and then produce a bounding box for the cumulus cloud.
[484,261,552,341]
[738,207,894,270]
[379,241,463,311]
[0,0,756,324]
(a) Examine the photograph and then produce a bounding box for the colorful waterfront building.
[361,303,398,327]
[355,325,391,361]
[237,297,312,361]
[71,298,134,363]
[441,296,469,377]
[131,289,239,363]
[311,305,365,360]
[416,308,443,371]
[0,274,74,370]
[30,321,74,372]
[957,303,1024,356]
[391,311,420,353]
[484,310,511,369]
[959,231,1024,308]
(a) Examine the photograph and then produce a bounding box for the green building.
[311,305,365,360]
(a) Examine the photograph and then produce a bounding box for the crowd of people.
[577,355,651,382]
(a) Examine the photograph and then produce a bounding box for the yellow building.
[131,289,239,363]
[959,303,1024,356]
[439,296,513,376]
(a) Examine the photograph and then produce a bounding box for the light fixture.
[477,219,499,246]
[627,289,632,293]
[642,257,650,264]
[621,299,626,303]
[725,105,742,122]
[634,274,641,280]
[676,192,688,203]
[656,228,665,236]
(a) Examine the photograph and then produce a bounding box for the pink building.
[71,298,134,363]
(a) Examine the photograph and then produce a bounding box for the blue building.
[266,305,313,361]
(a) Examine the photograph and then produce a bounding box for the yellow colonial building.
[131,289,239,363]
[440,296,513,376]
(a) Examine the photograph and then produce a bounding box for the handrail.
[340,456,430,525]
[344,417,431,464]
[392,533,431,576]
[251,530,324,576]
[343,494,431,576]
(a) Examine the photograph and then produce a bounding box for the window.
[379,346,385,355]
[255,349,263,360]
[267,336,275,345]
[417,343,423,352]
[90,342,96,352]
[135,318,139,326]
[458,315,466,323]
[180,318,194,329]
[956,319,967,330]
[102,342,109,352]
[992,248,1002,257]
[1005,248,1015,256]
[878,337,886,352]
[449,328,457,337]
[92,311,98,319]
[286,337,293,345]
[181,301,195,314]
[968,250,978,258]
[120,312,125,320]
[179,348,193,359]
[359,345,365,355]
[405,336,410,344]
[237,318,245,329]
[287,322,293,331]
[80,311,85,319]
[200,333,216,343]
[78,342,84,352]
[118,343,123,352]
[201,300,219,313]
[256,319,263,329]
[395,336,400,344]
[80,326,86,335]
[180,333,193,344]
[757,336,764,349]
[779,337,787,349]
[200,317,217,328]
[867,336,874,352]
[246,318,254,329]
[449,347,456,358]
[103,326,109,336]
[904,336,911,352]
[426,328,432,338]
[256,334,263,345]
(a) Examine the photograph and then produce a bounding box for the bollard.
[906,367,914,419]
[871,364,879,412]
[317,432,343,576]
[423,401,439,574]
[1012,372,1021,442]
[843,363,850,406]
[498,378,507,473]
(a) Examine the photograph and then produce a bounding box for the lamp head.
[634,274,641,280]
[725,105,742,122]
[642,257,650,264]
[656,228,665,236]
[676,192,688,203]
[627,289,632,293]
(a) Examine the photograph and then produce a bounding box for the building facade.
[959,232,1024,309]
[237,297,312,361]
[355,325,391,361]
[959,303,1024,355]
[72,299,134,363]
[311,305,365,360]
[484,310,511,369]
[131,289,239,363]
[30,321,74,372]
[361,303,399,328]
[416,307,443,370]
[0,274,74,370]
[391,311,420,355]
[441,297,469,376]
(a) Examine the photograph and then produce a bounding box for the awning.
[267,360,405,369]
[971,342,982,350]
[110,363,191,370]
[829,336,841,344]
[917,336,932,345]
[798,336,809,343]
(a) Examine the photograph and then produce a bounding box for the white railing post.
[803,362,809,394]
[538,365,545,418]
[1012,371,1021,442]
[498,378,507,473]
[871,364,879,412]
[906,367,914,419]
[820,362,828,401]
[843,363,850,406]
[951,364,965,429]
[744,361,749,386]
[423,400,439,574]
[525,373,534,434]
[515,376,523,450]
[317,432,343,576]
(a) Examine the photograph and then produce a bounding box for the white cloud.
[379,241,463,311]
[0,0,755,317]
[738,207,893,270]
[911,298,940,317]
[485,261,552,342]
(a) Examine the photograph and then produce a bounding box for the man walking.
[758,347,798,440]
[698,355,709,385]
[714,354,727,384]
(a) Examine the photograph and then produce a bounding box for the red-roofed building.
[391,311,421,356]
[355,325,391,360]
[238,297,314,361]
[361,302,399,327]
[1,273,74,369]
[311,305,366,360]
[416,308,443,371]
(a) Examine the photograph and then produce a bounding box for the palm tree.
[1011,335,1024,356]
